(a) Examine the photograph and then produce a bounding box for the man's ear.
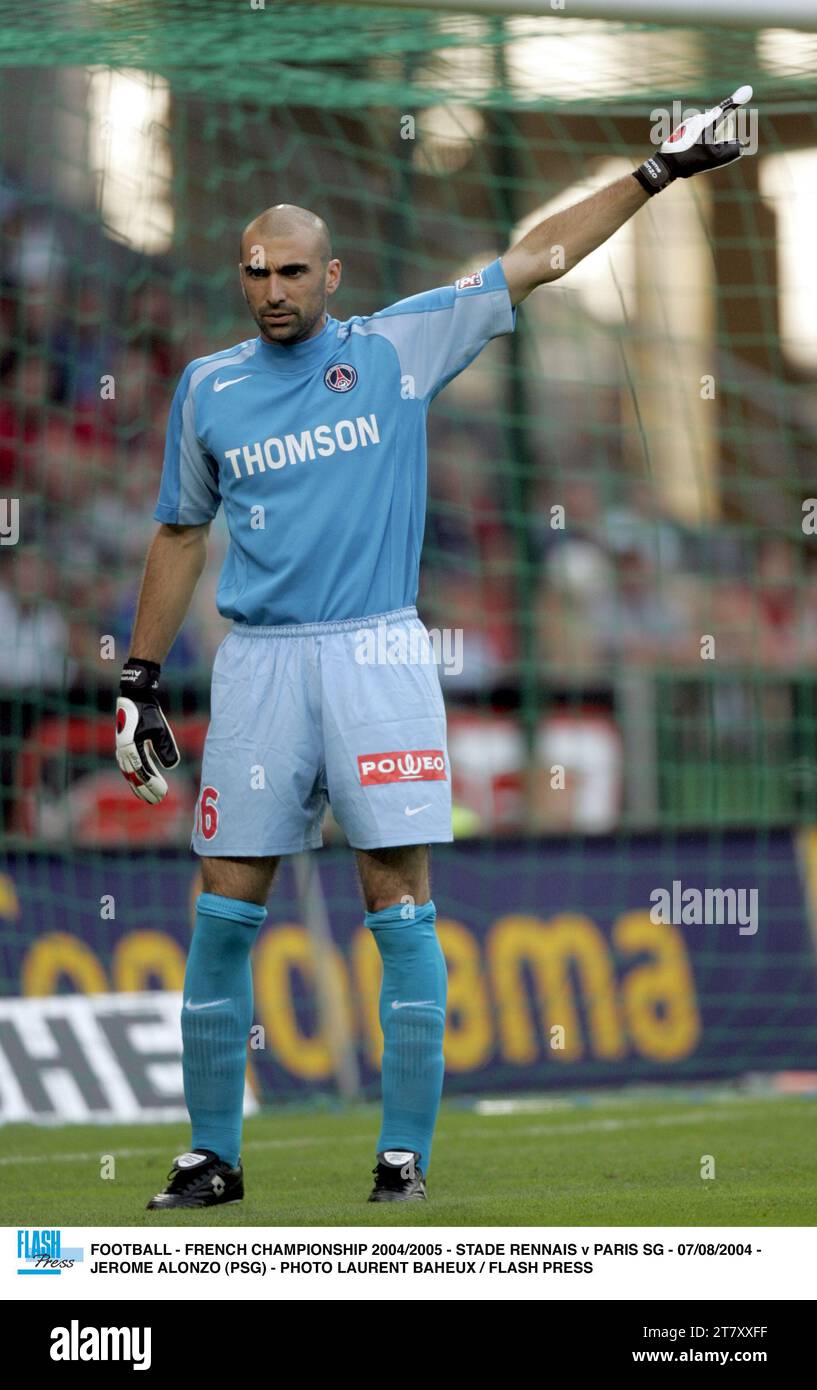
[326,258,342,298]
[238,261,249,304]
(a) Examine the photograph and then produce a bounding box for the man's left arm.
[502,83,754,307]
[502,176,648,306]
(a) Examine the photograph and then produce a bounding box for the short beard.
[257,299,324,346]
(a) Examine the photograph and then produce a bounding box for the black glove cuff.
[633,154,675,197]
[120,657,161,697]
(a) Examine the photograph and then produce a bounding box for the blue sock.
[182,892,267,1167]
[365,899,447,1172]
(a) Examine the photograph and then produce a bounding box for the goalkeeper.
[116,92,752,1209]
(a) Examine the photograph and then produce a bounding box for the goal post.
[302,0,817,29]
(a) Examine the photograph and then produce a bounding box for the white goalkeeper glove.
[116,657,180,804]
[634,84,753,196]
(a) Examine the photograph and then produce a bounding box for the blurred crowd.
[421,459,817,694]
[2,190,817,698]
[0,183,228,691]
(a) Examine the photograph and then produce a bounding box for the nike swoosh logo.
[213,375,251,392]
[184,997,230,1011]
[391,999,437,1010]
[404,803,432,816]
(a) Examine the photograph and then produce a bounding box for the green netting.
[2,2,815,837]
[0,3,816,108]
[1,3,817,1093]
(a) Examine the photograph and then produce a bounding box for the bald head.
[241,203,331,267]
[238,203,341,346]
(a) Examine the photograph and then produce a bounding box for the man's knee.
[199,855,280,907]
[356,844,430,914]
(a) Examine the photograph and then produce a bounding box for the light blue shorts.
[191,606,453,857]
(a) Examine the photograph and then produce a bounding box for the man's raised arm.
[502,176,648,306]
[502,84,753,307]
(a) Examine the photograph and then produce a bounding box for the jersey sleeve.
[351,256,516,401]
[153,363,221,525]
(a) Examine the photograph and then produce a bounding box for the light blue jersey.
[155,258,515,626]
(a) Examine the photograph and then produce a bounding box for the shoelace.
[166,1163,213,1194]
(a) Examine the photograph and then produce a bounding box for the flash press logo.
[50,1321,152,1372]
[17,1228,83,1275]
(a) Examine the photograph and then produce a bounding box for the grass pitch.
[3,1089,814,1226]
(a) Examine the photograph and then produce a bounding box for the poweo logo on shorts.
[456,270,484,290]
[324,363,357,392]
[358,750,447,785]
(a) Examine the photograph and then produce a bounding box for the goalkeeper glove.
[634,84,753,196]
[116,657,180,804]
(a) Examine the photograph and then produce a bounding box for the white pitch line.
[0,1099,774,1167]
[463,1103,771,1141]
[473,1088,770,1116]
[0,1134,360,1166]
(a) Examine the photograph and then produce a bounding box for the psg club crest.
[324,363,357,393]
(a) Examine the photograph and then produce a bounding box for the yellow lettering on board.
[22,932,108,996]
[351,926,383,1068]
[615,910,701,1060]
[253,924,353,1079]
[112,931,186,992]
[488,913,624,1063]
[437,918,492,1071]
